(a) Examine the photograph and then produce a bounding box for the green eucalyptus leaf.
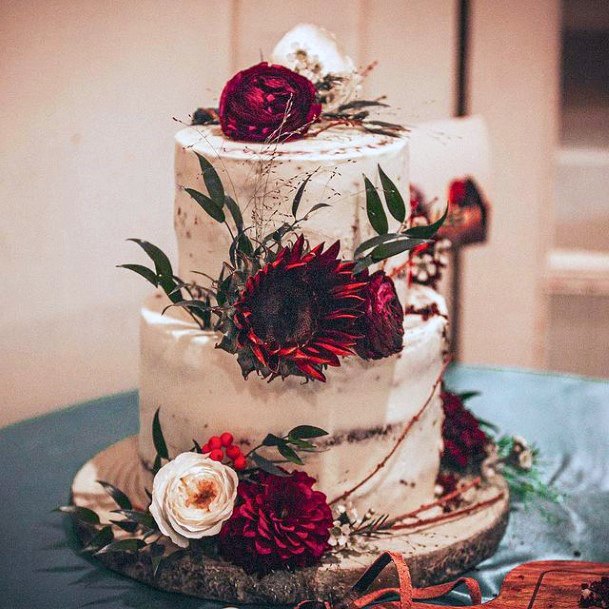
[238,233,254,257]
[378,165,406,222]
[152,408,169,460]
[403,205,449,239]
[162,300,212,317]
[116,264,158,287]
[127,239,173,278]
[112,509,157,530]
[458,391,481,403]
[370,237,428,261]
[288,437,315,449]
[195,153,225,206]
[82,526,114,553]
[54,505,100,525]
[304,203,331,217]
[292,174,312,218]
[288,425,328,439]
[152,454,162,475]
[151,552,164,578]
[354,233,409,257]
[353,256,374,274]
[364,175,388,235]
[337,99,389,112]
[262,433,284,447]
[97,480,132,511]
[277,443,304,465]
[109,519,138,534]
[95,538,146,555]
[225,196,243,231]
[185,188,225,223]
[250,453,289,477]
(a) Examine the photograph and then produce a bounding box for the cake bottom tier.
[138,286,448,515]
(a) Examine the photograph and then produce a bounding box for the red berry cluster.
[201,432,247,471]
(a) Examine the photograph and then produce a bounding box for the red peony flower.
[218,469,333,574]
[355,271,404,360]
[441,390,489,470]
[218,62,322,143]
[233,235,367,382]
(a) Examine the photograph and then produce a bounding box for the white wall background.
[0,0,560,426]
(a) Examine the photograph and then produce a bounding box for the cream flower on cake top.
[149,452,238,548]
[271,23,362,111]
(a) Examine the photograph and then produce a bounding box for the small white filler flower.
[149,452,238,548]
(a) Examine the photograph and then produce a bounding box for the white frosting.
[174,125,408,285]
[138,286,448,514]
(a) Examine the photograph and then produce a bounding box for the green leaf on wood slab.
[185,188,225,223]
[403,204,449,239]
[116,264,158,287]
[81,526,114,553]
[195,153,225,207]
[152,408,169,460]
[54,505,100,525]
[111,509,157,530]
[378,165,406,223]
[292,174,312,218]
[95,538,146,555]
[364,175,388,235]
[97,480,132,511]
[288,425,328,439]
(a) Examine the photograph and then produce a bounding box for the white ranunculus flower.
[149,452,238,548]
[271,23,362,111]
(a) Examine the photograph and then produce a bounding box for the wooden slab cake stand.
[71,435,510,605]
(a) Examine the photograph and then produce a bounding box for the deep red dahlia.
[232,236,367,381]
[441,390,489,470]
[355,270,404,360]
[218,470,333,574]
[218,62,322,142]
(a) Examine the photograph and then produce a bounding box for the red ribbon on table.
[296,551,481,609]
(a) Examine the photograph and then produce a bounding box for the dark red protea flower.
[218,470,333,574]
[232,235,367,381]
[355,270,404,360]
[441,390,489,470]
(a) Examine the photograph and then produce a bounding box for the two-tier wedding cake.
[67,25,515,592]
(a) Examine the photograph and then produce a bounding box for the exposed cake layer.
[138,286,447,514]
[174,125,409,284]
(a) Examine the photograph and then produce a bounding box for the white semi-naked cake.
[138,121,449,514]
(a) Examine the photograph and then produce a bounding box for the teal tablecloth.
[1,365,608,608]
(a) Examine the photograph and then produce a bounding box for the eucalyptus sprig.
[247,425,329,477]
[353,165,447,273]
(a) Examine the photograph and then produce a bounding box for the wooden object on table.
[482,560,609,609]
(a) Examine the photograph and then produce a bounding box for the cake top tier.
[176,125,407,161]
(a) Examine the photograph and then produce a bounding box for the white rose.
[271,23,362,111]
[149,452,238,548]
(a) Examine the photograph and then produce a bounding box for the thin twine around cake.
[329,357,451,506]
